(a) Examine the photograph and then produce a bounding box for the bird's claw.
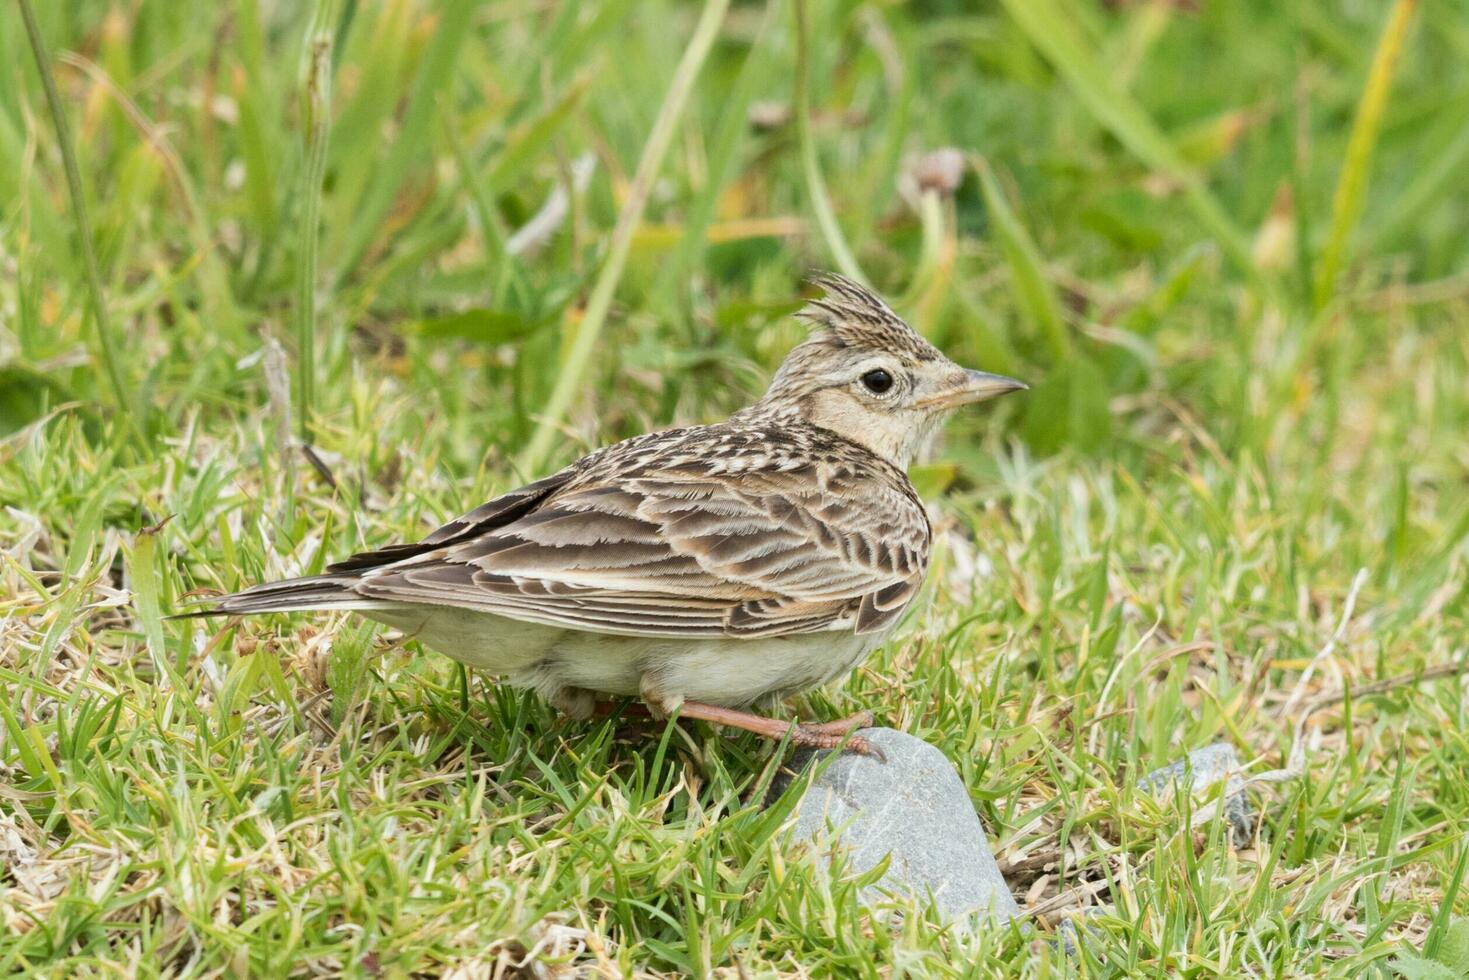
[792,725,886,762]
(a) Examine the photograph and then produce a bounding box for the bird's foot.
[789,724,885,760]
[797,708,875,737]
[663,700,884,761]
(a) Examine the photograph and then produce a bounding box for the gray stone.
[770,727,1019,923]
[1139,742,1256,845]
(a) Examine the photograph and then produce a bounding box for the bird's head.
[748,273,1026,468]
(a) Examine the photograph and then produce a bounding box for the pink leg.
[669,701,881,758]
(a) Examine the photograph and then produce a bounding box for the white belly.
[364,606,885,710]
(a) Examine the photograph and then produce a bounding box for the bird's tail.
[170,574,391,619]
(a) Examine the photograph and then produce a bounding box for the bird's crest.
[796,272,940,361]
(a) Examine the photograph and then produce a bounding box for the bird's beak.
[915,369,1028,410]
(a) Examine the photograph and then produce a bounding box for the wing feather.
[350,424,930,637]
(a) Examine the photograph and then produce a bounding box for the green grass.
[2,0,1468,975]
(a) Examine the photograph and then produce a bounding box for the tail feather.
[171,574,391,619]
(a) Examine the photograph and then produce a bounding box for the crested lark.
[200,274,1025,755]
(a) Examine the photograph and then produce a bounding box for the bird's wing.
[325,468,580,574]
[352,449,930,638]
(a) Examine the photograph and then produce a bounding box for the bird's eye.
[860,369,894,394]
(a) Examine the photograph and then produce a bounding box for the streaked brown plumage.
[199,274,1026,755]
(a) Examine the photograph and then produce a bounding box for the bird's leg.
[593,702,869,740]
[668,700,881,758]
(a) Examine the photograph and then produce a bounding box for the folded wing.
[349,435,929,638]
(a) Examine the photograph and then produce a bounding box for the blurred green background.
[4,0,1464,467]
[3,0,1468,974]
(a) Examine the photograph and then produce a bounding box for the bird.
[194,274,1026,756]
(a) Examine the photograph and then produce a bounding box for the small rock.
[1139,742,1255,845]
[769,727,1019,923]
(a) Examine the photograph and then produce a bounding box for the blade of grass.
[498,0,631,125]
[233,0,280,244]
[0,96,69,265]
[16,0,144,451]
[127,526,170,677]
[58,50,236,331]
[316,4,411,233]
[849,6,912,246]
[332,0,474,286]
[295,0,338,444]
[997,0,1257,283]
[516,0,732,476]
[127,522,209,729]
[794,0,865,284]
[441,112,527,309]
[975,158,1069,362]
[1423,842,1468,959]
[235,0,290,302]
[658,0,781,295]
[1369,115,1469,252]
[486,74,593,206]
[1312,0,1418,310]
